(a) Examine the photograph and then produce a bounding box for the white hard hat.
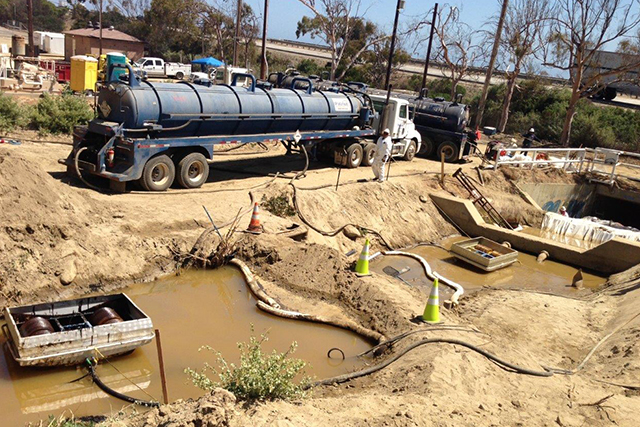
[529,128,535,133]
[382,128,390,134]
[560,206,567,211]
[510,138,516,143]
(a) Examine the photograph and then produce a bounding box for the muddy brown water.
[0,267,370,426]
[371,237,607,302]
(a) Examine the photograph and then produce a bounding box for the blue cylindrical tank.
[97,78,366,138]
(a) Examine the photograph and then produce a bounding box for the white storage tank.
[43,33,64,56]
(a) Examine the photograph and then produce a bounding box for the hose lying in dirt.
[230,258,385,343]
[85,359,160,407]
[294,170,441,192]
[256,301,384,343]
[308,337,553,389]
[290,182,394,249]
[357,325,486,358]
[383,250,464,304]
[130,173,279,196]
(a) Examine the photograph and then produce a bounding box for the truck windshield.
[372,101,385,113]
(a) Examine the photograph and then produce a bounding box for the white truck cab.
[328,94,422,168]
[368,94,422,160]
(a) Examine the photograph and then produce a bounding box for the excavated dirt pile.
[0,148,178,305]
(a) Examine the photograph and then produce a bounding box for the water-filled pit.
[371,237,607,302]
[0,267,370,426]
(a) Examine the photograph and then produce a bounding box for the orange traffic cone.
[247,203,263,233]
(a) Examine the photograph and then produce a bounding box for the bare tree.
[107,0,150,18]
[430,5,484,100]
[295,0,388,80]
[495,0,551,132]
[543,0,640,146]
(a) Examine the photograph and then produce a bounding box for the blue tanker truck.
[60,64,421,191]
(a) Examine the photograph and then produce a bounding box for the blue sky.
[242,0,499,53]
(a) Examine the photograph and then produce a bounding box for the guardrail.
[492,147,587,172]
[491,146,640,185]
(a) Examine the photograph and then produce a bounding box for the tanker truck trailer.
[59,64,378,191]
[411,94,474,163]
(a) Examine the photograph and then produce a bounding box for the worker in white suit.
[372,128,392,182]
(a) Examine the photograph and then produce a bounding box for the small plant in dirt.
[30,93,94,135]
[0,92,28,132]
[261,194,296,217]
[185,328,311,400]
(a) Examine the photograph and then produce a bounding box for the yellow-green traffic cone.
[422,278,441,323]
[355,239,371,276]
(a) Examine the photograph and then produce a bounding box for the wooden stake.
[440,151,445,185]
[335,166,342,191]
[155,329,169,405]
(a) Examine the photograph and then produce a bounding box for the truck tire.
[603,87,616,101]
[345,143,363,168]
[403,140,417,161]
[362,143,376,166]
[176,153,209,189]
[437,141,460,163]
[176,71,185,80]
[418,136,435,158]
[140,155,175,191]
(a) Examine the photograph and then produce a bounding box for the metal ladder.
[452,168,514,230]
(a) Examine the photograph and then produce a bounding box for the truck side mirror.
[455,93,463,104]
[420,88,429,99]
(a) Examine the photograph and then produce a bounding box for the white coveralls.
[372,135,393,182]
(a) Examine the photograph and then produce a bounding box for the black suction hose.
[308,337,553,389]
[85,358,160,407]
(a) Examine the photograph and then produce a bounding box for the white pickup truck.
[190,66,252,86]
[133,57,191,80]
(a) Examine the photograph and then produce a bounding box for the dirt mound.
[123,388,236,427]
[0,148,176,305]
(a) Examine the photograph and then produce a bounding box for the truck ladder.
[452,168,514,230]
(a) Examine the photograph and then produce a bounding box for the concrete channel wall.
[430,193,640,274]
[518,183,597,217]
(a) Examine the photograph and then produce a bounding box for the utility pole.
[474,0,509,129]
[420,3,438,96]
[99,0,103,57]
[232,0,242,67]
[260,0,269,80]
[27,0,34,57]
[384,0,405,94]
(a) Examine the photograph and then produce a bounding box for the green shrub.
[0,92,28,132]
[185,329,311,400]
[262,194,296,217]
[30,94,94,135]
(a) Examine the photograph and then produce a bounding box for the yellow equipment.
[70,55,98,94]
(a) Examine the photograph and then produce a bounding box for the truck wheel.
[345,143,363,168]
[418,136,435,158]
[140,155,175,191]
[403,140,417,161]
[176,71,184,80]
[437,141,459,163]
[176,153,209,189]
[362,143,376,166]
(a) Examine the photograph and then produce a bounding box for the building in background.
[63,27,144,61]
